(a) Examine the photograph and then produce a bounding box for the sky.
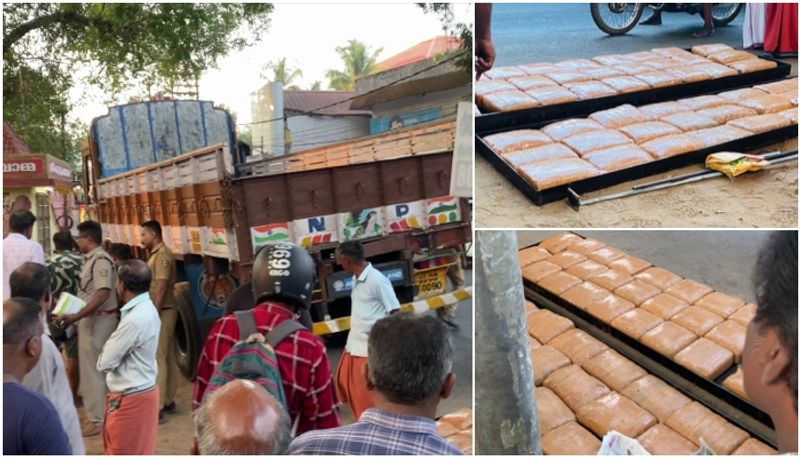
[68,3,472,127]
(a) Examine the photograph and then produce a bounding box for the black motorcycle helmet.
[251,243,315,310]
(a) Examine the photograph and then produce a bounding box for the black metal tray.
[476,116,798,206]
[519,243,776,447]
[476,56,792,134]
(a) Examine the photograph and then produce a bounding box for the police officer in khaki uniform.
[140,220,178,420]
[56,220,118,437]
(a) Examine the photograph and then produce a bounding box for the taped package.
[705,152,770,178]
[597,430,716,455]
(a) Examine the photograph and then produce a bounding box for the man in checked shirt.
[193,243,340,434]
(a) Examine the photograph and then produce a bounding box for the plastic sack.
[705,152,770,178]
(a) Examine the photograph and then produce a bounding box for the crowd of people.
[3,209,464,455]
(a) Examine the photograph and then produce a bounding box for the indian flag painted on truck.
[202,227,238,261]
[426,196,461,226]
[249,197,461,253]
[250,223,291,251]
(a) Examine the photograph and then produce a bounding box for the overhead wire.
[237,49,469,128]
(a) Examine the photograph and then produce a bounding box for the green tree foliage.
[325,39,383,91]
[309,80,323,91]
[416,3,472,71]
[3,3,273,163]
[260,57,303,90]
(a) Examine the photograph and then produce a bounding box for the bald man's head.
[117,259,151,294]
[194,379,290,455]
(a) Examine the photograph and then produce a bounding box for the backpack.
[205,310,304,430]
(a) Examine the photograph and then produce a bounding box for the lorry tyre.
[174,281,201,380]
[394,285,415,304]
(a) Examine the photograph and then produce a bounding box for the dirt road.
[80,294,473,454]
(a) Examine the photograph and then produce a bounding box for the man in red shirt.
[193,243,340,434]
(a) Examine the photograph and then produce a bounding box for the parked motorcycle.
[591,3,743,36]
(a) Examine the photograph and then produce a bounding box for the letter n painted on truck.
[291,215,339,248]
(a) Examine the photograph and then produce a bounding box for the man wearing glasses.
[55,220,118,438]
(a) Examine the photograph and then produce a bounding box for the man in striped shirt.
[288,312,462,455]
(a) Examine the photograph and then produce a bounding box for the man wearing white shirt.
[3,210,45,300]
[97,259,161,454]
[335,240,400,420]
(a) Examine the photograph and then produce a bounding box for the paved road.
[491,3,746,67]
[82,271,474,454]
[516,230,770,302]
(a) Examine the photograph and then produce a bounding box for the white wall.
[250,82,285,157]
[286,115,371,153]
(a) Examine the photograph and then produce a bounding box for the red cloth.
[765,3,798,54]
[193,302,341,434]
[103,387,159,455]
[336,350,374,420]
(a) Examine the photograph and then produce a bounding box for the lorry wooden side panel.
[380,157,424,205]
[286,170,336,221]
[332,163,384,212]
[421,153,454,197]
[240,175,290,226]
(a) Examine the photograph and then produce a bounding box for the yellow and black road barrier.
[312,287,473,336]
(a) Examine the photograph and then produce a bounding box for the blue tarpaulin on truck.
[91,100,236,178]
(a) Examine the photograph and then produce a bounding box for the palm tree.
[261,57,303,90]
[309,81,322,91]
[325,39,383,91]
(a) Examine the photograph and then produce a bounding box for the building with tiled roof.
[377,36,462,71]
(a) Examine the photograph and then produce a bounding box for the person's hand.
[55,313,80,328]
[475,38,496,80]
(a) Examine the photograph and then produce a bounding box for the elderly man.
[193,379,291,455]
[55,220,119,437]
[289,313,462,455]
[3,210,45,300]
[335,240,400,420]
[97,259,161,454]
[743,231,798,453]
[11,263,84,454]
[4,297,71,455]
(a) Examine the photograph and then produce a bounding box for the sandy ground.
[476,137,798,229]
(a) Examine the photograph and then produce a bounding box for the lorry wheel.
[174,281,201,380]
[395,285,415,304]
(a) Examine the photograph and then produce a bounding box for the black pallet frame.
[475,57,795,207]
[476,56,791,134]
[520,243,777,447]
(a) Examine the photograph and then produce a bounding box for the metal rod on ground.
[571,153,798,208]
[632,150,798,190]
[475,230,541,455]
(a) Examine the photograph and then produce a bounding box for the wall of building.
[286,115,371,153]
[250,82,285,157]
[3,187,63,256]
[368,86,471,134]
